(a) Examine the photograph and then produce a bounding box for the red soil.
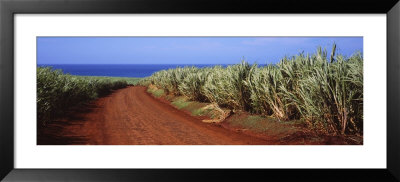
[38,86,272,145]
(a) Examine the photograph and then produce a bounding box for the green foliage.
[37,67,130,126]
[171,97,191,109]
[139,45,363,135]
[147,86,165,97]
[228,114,297,136]
[152,89,165,98]
[79,76,141,85]
[202,62,255,111]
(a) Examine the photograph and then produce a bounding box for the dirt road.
[38,86,269,145]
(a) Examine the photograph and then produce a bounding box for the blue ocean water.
[38,64,229,78]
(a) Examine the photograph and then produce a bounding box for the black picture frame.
[1,0,399,181]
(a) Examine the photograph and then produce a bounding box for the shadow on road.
[37,103,100,145]
[37,90,121,145]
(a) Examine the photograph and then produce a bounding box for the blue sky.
[37,37,363,65]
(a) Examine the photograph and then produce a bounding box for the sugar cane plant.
[139,44,363,135]
[37,67,129,126]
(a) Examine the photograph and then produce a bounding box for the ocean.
[38,64,228,78]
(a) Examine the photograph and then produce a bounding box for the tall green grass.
[37,67,135,126]
[140,45,363,135]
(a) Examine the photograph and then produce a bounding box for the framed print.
[1,0,399,181]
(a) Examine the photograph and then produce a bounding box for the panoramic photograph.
[37,37,363,145]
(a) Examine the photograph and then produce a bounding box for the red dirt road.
[38,86,270,145]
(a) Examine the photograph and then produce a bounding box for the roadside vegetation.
[37,67,140,126]
[139,45,363,136]
[77,75,141,85]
